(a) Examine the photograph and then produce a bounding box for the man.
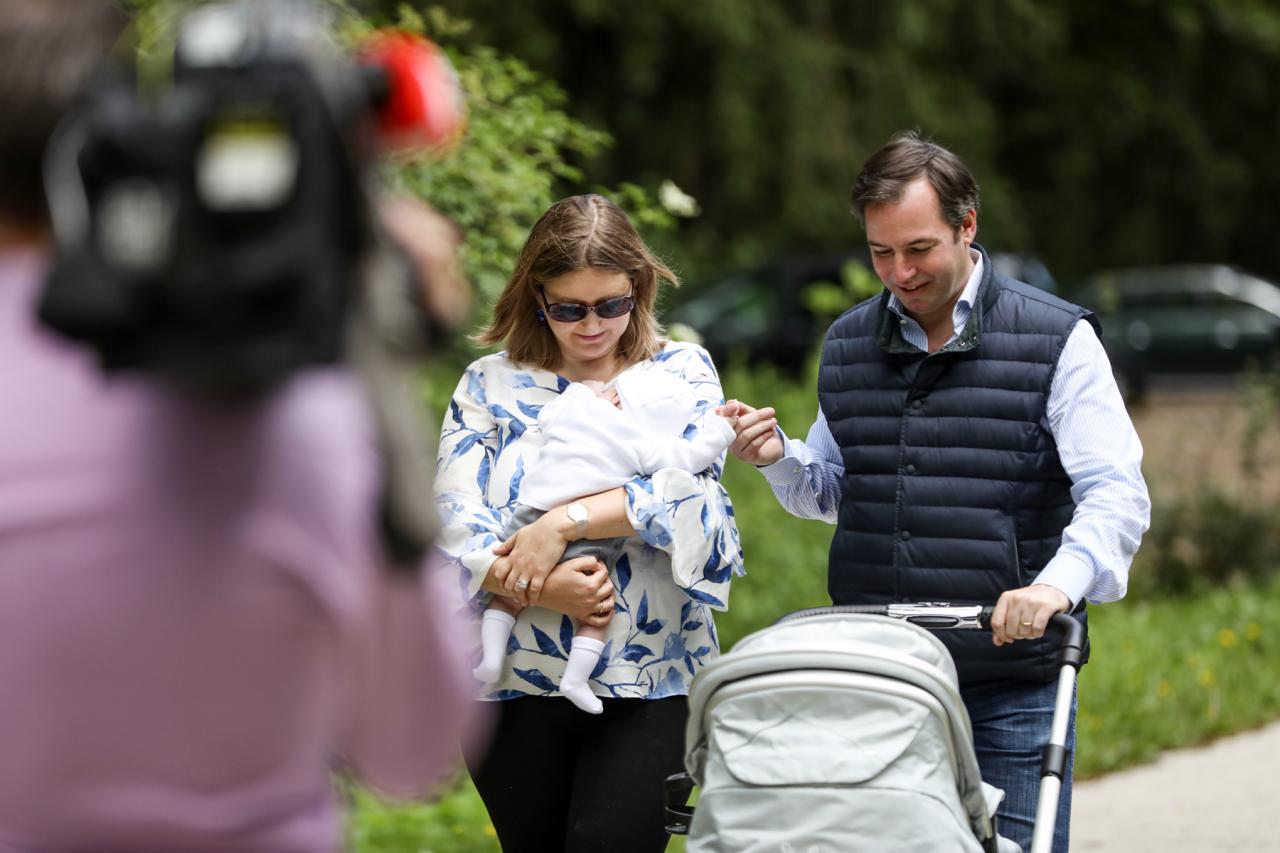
[724,131,1150,852]
[0,2,479,849]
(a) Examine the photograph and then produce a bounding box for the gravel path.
[1070,719,1280,851]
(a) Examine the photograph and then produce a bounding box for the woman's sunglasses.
[537,286,636,323]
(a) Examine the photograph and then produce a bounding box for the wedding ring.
[515,578,530,591]
[1020,620,1033,627]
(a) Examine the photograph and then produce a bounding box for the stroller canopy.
[683,613,1012,852]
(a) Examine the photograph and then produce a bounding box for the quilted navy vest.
[818,246,1098,683]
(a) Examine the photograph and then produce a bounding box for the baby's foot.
[563,684,603,714]
[472,659,502,684]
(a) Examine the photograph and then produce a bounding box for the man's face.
[865,176,977,334]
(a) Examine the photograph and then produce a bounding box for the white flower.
[665,322,703,345]
[658,180,701,218]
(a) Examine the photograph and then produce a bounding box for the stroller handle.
[776,604,1087,668]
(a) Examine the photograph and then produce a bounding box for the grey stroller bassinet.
[666,605,1082,852]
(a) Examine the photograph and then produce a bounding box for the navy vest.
[818,247,1098,683]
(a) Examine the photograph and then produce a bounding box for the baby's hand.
[719,399,783,466]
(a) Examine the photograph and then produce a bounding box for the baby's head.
[578,379,621,409]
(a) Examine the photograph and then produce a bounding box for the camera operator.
[0,1,480,850]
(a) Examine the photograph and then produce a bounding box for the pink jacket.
[0,248,482,851]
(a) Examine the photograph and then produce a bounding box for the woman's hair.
[476,194,679,371]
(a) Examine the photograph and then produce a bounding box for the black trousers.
[466,696,688,853]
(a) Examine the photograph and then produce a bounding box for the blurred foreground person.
[0,2,479,850]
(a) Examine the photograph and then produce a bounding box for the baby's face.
[578,380,622,409]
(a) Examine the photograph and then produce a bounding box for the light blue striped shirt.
[759,254,1151,606]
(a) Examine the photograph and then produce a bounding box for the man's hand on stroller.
[990,584,1070,646]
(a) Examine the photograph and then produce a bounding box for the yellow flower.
[1246,622,1262,642]
[1198,669,1216,688]
[1156,679,1172,699]
[1217,628,1238,649]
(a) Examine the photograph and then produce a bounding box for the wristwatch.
[565,501,589,539]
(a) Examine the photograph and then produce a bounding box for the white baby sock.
[559,636,606,714]
[472,609,517,683]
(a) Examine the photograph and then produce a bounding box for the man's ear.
[958,207,978,246]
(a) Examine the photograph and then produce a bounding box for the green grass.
[349,539,1280,849]
[1075,574,1280,777]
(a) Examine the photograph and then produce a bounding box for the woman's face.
[540,267,634,380]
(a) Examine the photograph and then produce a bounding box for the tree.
[375,0,1280,289]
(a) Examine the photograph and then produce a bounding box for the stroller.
[664,604,1084,853]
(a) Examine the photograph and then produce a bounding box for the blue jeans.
[960,678,1077,853]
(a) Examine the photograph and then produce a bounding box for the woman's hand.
[539,556,616,628]
[491,511,573,605]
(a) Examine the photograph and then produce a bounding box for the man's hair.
[0,0,127,226]
[850,130,979,231]
[476,194,679,371]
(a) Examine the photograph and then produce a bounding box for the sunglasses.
[537,286,636,323]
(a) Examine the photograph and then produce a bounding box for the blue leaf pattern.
[622,643,654,662]
[514,668,558,692]
[559,615,575,656]
[506,456,524,508]
[531,624,566,660]
[615,553,632,592]
[651,667,686,698]
[684,588,726,607]
[433,345,744,700]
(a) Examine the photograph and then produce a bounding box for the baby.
[473,370,736,713]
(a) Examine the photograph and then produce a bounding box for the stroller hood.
[684,614,1006,851]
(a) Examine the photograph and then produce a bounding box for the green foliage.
[1083,358,1280,601]
[347,5,608,303]
[712,359,834,643]
[1129,488,1280,600]
[800,258,882,328]
[345,774,499,852]
[390,0,1280,289]
[120,2,682,312]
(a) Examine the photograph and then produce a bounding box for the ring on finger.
[514,578,530,591]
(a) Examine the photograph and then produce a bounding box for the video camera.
[38,0,464,394]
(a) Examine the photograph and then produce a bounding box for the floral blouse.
[434,341,745,701]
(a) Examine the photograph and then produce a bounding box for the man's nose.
[893,257,916,283]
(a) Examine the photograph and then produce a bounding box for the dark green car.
[1079,265,1280,401]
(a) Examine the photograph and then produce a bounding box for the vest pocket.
[1005,518,1025,588]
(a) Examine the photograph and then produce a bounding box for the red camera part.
[361,32,466,151]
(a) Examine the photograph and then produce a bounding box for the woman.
[434,194,743,852]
